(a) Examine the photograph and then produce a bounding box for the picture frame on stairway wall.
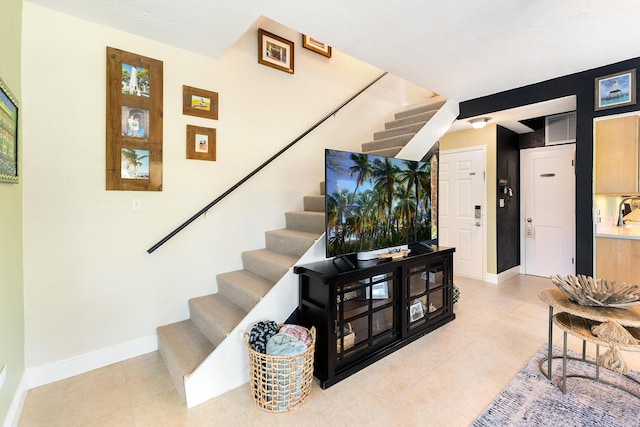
[182,85,218,120]
[186,125,216,161]
[302,35,332,58]
[106,46,163,191]
[258,28,294,74]
[594,68,636,111]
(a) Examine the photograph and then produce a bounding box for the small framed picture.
[121,63,150,97]
[409,299,424,322]
[364,274,390,299]
[302,35,332,58]
[258,28,294,74]
[595,69,636,111]
[186,125,216,161]
[121,107,150,139]
[182,85,218,120]
[121,148,150,179]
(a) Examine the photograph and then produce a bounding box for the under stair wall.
[397,98,460,161]
[183,238,326,407]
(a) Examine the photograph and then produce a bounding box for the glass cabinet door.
[405,261,447,333]
[335,272,396,364]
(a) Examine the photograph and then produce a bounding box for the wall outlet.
[0,365,6,390]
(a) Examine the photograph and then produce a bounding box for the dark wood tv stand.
[294,246,455,388]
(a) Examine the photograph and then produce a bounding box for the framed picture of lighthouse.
[595,69,636,111]
[106,47,163,191]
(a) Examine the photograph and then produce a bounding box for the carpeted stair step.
[241,248,299,283]
[303,194,325,212]
[189,294,247,347]
[157,319,215,401]
[394,99,446,119]
[373,121,428,141]
[385,110,437,130]
[362,134,414,153]
[362,146,403,158]
[265,228,320,257]
[285,210,325,234]
[217,270,274,313]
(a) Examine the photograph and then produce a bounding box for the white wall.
[21,4,432,379]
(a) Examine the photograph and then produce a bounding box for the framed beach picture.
[258,28,294,74]
[0,77,18,184]
[186,125,216,161]
[302,35,332,58]
[595,69,636,111]
[183,85,218,120]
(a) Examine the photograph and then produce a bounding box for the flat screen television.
[325,149,437,261]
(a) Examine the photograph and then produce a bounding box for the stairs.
[157,193,324,402]
[361,97,446,157]
[155,95,453,406]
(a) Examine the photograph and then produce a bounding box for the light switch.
[499,198,505,208]
[132,198,142,212]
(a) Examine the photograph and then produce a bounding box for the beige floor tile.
[20,274,637,427]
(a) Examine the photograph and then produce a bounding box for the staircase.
[361,97,446,157]
[156,95,453,407]
[156,192,325,402]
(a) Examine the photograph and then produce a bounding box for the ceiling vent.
[545,111,576,145]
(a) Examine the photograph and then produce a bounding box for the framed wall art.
[183,85,218,120]
[595,68,636,111]
[302,35,332,58]
[106,46,163,191]
[186,125,216,161]
[258,28,294,74]
[0,77,18,184]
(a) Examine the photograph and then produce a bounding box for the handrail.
[147,71,388,254]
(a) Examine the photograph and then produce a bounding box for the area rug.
[472,344,640,427]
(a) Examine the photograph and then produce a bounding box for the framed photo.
[364,274,389,299]
[183,85,218,120]
[121,107,149,139]
[409,299,424,322]
[106,47,163,191]
[0,77,18,184]
[302,35,332,58]
[595,69,636,111]
[258,28,294,74]
[186,125,216,161]
[121,148,150,179]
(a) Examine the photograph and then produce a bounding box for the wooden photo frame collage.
[106,47,163,191]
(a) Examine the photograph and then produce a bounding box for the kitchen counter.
[596,223,640,240]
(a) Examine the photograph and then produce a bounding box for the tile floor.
[17,274,640,426]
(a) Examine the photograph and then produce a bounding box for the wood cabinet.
[595,115,640,194]
[595,237,640,284]
[294,247,455,388]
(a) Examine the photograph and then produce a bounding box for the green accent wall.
[0,0,24,423]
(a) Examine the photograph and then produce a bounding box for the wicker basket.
[244,325,316,412]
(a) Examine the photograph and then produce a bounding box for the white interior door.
[439,148,485,279]
[521,145,575,277]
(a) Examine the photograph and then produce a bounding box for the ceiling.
[24,0,640,129]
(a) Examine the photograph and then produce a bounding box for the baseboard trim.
[27,334,157,388]
[484,266,520,284]
[3,373,27,427]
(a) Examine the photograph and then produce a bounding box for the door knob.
[526,218,533,223]
[475,222,481,227]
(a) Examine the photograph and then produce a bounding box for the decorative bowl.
[551,274,640,307]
